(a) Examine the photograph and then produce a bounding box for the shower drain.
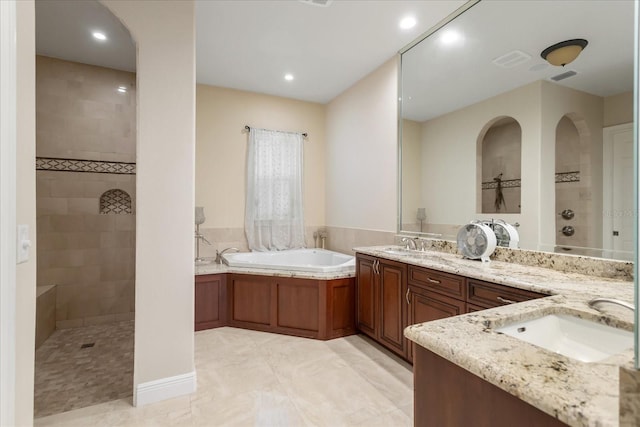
[80,343,95,349]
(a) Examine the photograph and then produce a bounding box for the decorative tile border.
[480,172,580,190]
[556,171,580,183]
[481,178,521,190]
[36,157,136,175]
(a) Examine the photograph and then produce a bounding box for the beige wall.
[16,0,37,424]
[418,80,605,251]
[420,81,542,249]
[401,119,422,230]
[36,56,136,328]
[101,0,196,400]
[195,84,326,254]
[326,57,398,233]
[604,91,633,127]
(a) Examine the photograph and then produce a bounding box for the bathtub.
[222,248,355,274]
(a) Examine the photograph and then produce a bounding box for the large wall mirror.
[399,0,635,261]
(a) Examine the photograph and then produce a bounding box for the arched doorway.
[33,0,137,417]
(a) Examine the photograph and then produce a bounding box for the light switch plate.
[17,224,31,264]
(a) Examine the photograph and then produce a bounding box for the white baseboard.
[134,371,197,407]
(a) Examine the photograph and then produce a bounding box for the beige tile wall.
[36,56,136,329]
[555,116,592,250]
[35,285,56,349]
[481,119,522,214]
[194,225,395,258]
[36,56,136,162]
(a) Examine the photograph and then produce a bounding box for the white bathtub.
[222,248,355,274]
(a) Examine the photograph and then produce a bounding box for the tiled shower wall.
[555,116,592,251]
[36,56,136,329]
[481,119,522,214]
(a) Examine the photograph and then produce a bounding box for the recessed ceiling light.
[440,30,463,46]
[117,86,127,93]
[284,74,294,81]
[399,16,416,30]
[92,31,107,41]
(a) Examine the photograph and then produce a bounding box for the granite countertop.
[354,246,635,427]
[195,258,355,281]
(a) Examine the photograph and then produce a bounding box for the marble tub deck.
[355,246,635,427]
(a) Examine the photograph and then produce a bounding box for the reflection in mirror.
[479,117,521,214]
[399,0,635,261]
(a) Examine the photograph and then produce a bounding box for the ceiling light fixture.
[399,16,416,30]
[92,31,107,41]
[117,86,127,93]
[540,39,588,67]
[440,30,462,45]
[284,74,294,81]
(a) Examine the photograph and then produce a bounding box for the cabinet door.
[407,286,466,362]
[195,274,225,331]
[378,260,407,356]
[229,275,272,326]
[355,255,377,338]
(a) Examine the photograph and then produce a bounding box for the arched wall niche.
[476,116,522,214]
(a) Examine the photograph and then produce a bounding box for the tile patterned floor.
[34,321,134,418]
[35,326,413,426]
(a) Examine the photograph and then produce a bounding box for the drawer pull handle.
[406,288,411,305]
[497,296,517,305]
[427,278,441,284]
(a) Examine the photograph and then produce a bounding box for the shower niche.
[478,117,522,214]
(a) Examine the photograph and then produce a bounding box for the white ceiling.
[194,0,464,103]
[35,0,635,113]
[35,0,136,73]
[401,0,635,121]
[35,0,465,104]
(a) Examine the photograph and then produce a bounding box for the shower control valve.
[561,226,575,236]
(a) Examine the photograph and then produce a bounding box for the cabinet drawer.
[467,279,547,309]
[408,266,465,299]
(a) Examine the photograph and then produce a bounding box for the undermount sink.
[382,247,414,256]
[495,314,633,363]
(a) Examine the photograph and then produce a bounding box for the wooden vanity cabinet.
[414,345,568,427]
[467,278,547,310]
[406,285,466,362]
[355,254,407,358]
[195,274,226,331]
[356,258,550,362]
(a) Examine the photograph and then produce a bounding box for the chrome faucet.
[215,247,239,264]
[194,228,211,263]
[400,237,417,250]
[588,297,634,312]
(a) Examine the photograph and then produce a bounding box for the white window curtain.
[245,128,305,251]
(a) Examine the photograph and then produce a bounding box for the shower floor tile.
[34,320,134,418]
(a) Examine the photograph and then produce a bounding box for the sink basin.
[382,247,414,256]
[495,314,633,363]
